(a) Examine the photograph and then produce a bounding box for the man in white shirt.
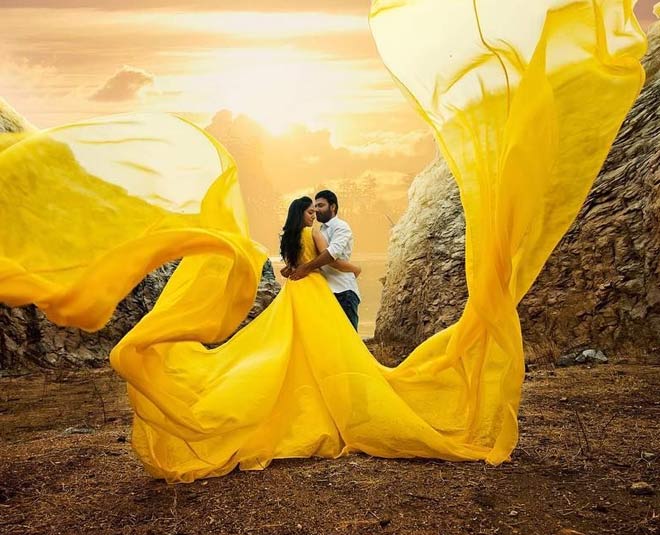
[289,190,360,330]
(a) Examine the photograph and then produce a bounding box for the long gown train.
[124,228,490,481]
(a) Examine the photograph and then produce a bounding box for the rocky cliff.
[375,23,660,361]
[0,101,280,372]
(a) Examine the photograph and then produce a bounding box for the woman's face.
[303,204,316,227]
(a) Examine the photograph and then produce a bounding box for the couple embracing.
[279,190,362,331]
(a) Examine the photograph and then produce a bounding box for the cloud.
[0,55,64,125]
[207,110,435,193]
[90,66,155,102]
[205,110,436,251]
[0,1,366,13]
[346,131,432,157]
[0,8,371,67]
[0,55,58,92]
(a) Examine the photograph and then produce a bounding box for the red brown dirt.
[0,362,658,535]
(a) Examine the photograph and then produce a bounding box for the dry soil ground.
[0,362,658,535]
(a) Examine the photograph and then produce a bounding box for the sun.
[198,48,347,135]
[229,53,312,134]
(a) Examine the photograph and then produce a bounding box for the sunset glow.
[0,0,657,252]
[0,6,398,140]
[1,2,655,136]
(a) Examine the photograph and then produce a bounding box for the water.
[269,254,388,338]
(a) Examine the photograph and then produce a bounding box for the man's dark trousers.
[334,290,360,331]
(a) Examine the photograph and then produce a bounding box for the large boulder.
[0,101,280,372]
[375,23,660,361]
[0,263,178,370]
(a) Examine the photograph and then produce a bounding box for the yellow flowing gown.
[0,1,649,482]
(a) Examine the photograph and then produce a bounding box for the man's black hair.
[315,189,338,212]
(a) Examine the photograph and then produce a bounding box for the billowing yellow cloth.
[0,1,647,482]
[0,114,266,337]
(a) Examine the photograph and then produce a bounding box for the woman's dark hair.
[280,196,313,267]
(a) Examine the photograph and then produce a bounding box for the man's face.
[315,197,335,223]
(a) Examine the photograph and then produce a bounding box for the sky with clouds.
[0,2,407,137]
[1,1,654,142]
[0,0,656,251]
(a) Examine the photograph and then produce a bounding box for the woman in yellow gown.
[123,193,497,482]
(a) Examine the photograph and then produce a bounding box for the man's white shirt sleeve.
[325,221,351,260]
[319,217,360,299]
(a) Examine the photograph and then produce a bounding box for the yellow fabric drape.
[0,1,647,481]
[370,0,646,462]
[0,113,267,336]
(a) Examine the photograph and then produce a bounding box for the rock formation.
[0,97,34,133]
[376,23,660,361]
[0,100,280,372]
